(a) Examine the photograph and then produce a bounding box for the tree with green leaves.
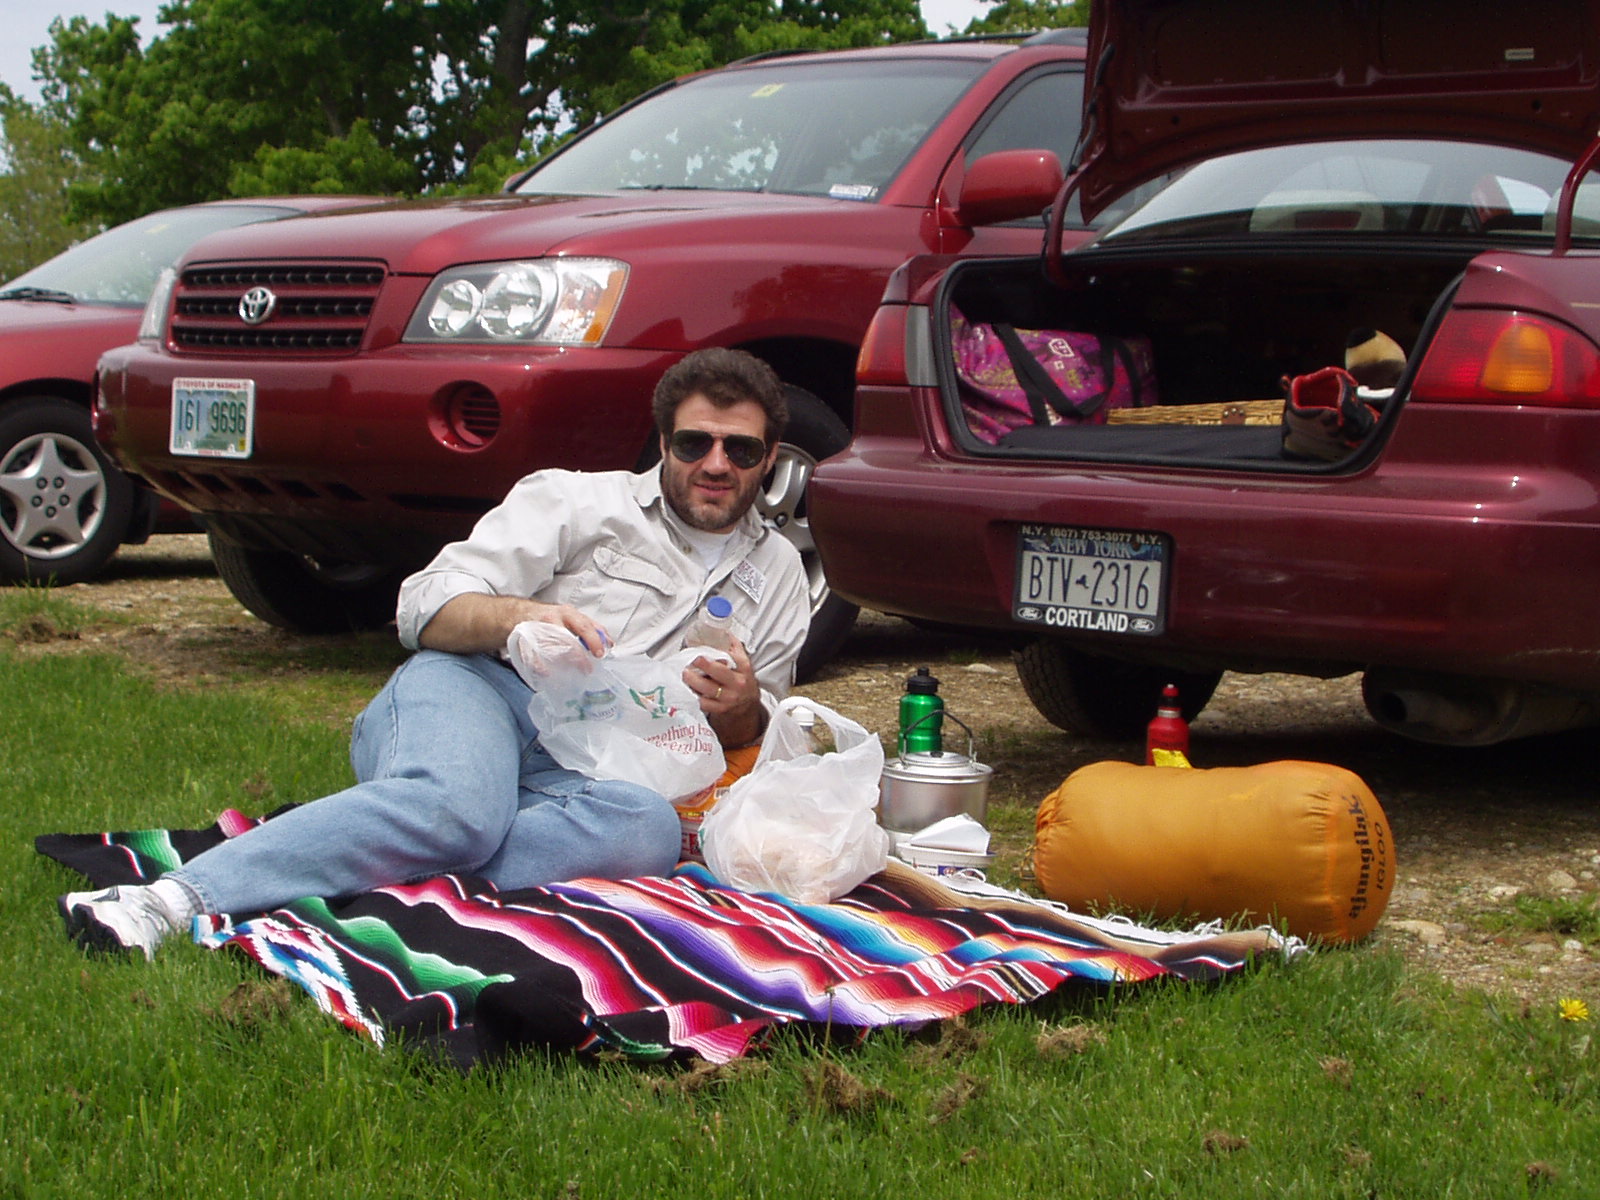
[35,0,943,227]
[0,87,97,282]
[961,0,1086,35]
[35,2,434,224]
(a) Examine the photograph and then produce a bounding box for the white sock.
[149,878,204,927]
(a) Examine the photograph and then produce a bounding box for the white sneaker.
[58,886,178,960]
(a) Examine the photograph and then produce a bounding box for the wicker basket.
[1107,398,1283,426]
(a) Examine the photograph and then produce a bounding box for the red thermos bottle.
[1144,683,1190,765]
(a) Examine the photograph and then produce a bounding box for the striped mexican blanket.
[37,810,1291,1067]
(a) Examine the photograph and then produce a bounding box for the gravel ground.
[27,534,1600,1010]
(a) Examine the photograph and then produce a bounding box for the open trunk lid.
[1078,0,1600,219]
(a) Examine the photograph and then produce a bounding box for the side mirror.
[956,149,1065,227]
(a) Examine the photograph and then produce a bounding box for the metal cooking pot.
[878,715,993,832]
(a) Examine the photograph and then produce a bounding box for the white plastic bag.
[511,621,726,804]
[701,697,890,904]
[505,619,606,682]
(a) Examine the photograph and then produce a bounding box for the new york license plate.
[170,377,254,458]
[1012,523,1168,635]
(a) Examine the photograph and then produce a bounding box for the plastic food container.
[899,843,995,877]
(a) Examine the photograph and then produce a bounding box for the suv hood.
[179,191,861,276]
[1079,0,1600,218]
[0,297,138,329]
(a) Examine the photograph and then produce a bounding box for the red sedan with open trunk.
[810,0,1600,746]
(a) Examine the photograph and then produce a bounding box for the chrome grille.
[170,261,386,355]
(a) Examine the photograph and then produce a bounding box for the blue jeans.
[169,650,681,915]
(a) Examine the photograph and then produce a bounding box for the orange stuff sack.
[1032,760,1394,944]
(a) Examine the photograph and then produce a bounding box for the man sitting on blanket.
[58,347,809,959]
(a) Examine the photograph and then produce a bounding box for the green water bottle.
[899,666,945,755]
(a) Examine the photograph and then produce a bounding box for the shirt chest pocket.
[560,545,677,634]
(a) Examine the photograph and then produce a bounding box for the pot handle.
[898,710,979,760]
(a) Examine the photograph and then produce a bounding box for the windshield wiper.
[0,286,77,303]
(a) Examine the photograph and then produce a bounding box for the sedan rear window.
[1,205,299,307]
[1102,139,1585,243]
[520,57,986,201]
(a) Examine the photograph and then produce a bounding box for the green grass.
[0,586,102,639]
[1475,893,1600,944]
[4,643,1598,1197]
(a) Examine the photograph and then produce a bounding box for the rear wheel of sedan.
[0,396,136,585]
[208,533,410,633]
[1014,639,1222,741]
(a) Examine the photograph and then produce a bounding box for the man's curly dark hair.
[651,348,788,444]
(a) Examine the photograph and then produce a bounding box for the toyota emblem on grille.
[238,285,277,325]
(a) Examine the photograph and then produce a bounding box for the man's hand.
[686,637,766,748]
[419,593,611,657]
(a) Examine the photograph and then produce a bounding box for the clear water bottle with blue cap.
[684,595,735,651]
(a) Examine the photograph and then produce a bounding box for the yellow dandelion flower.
[1559,997,1590,1022]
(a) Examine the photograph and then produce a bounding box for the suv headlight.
[138,267,178,342]
[404,257,628,345]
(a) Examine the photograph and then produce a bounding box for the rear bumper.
[811,398,1600,691]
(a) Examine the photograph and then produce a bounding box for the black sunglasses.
[668,429,769,471]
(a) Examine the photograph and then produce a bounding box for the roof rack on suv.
[904,29,1088,47]
[726,29,1085,66]
[724,47,819,67]
[1022,28,1090,46]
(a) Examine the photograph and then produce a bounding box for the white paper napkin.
[904,813,991,855]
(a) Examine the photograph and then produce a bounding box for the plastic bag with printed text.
[701,697,889,904]
[509,621,727,804]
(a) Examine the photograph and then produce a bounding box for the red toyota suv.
[810,0,1600,745]
[94,32,1097,677]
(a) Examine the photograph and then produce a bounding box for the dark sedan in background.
[0,196,382,584]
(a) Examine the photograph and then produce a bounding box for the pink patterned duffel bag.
[951,305,1157,443]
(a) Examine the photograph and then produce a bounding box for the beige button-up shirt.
[396,468,809,705]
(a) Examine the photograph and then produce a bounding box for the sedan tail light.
[858,299,942,395]
[1413,309,1600,407]
[856,305,910,386]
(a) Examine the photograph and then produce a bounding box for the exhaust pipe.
[1361,669,1599,746]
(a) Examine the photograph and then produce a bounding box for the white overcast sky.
[1,0,992,104]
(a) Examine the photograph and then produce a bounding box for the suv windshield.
[518,56,986,201]
[1101,140,1585,244]
[0,204,298,306]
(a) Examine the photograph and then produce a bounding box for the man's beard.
[661,461,765,533]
